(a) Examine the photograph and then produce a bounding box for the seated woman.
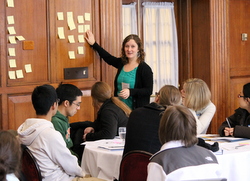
[218,82,250,138]
[0,130,21,181]
[147,105,221,181]
[83,81,131,141]
[181,78,216,134]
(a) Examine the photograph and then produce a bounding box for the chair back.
[21,145,42,181]
[119,150,152,181]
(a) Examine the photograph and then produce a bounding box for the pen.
[226,118,231,128]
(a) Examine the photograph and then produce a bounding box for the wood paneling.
[8,94,36,129]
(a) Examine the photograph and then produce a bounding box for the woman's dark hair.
[0,130,21,181]
[121,34,145,64]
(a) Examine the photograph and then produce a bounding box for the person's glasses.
[56,98,60,103]
[155,92,160,96]
[72,102,81,107]
[238,94,247,98]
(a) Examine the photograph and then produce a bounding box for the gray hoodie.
[17,118,84,181]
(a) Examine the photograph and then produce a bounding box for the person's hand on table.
[224,127,234,136]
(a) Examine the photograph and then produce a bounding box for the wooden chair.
[119,150,152,181]
[21,145,42,181]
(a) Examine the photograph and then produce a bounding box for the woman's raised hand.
[84,30,95,45]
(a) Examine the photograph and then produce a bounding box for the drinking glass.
[118,127,126,141]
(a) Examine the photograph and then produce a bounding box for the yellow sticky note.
[57,12,64,20]
[8,71,16,79]
[9,59,16,68]
[85,13,91,21]
[8,48,15,56]
[9,36,16,44]
[78,15,84,23]
[78,35,85,43]
[78,46,84,54]
[16,36,25,41]
[25,64,32,73]
[7,16,15,24]
[16,70,24,78]
[84,25,90,32]
[7,0,14,7]
[78,25,84,33]
[67,12,76,30]
[7,27,16,35]
[68,35,75,43]
[58,27,65,39]
[68,51,75,59]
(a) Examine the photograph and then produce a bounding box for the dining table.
[81,135,250,181]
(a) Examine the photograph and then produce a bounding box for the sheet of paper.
[68,35,75,43]
[85,13,91,21]
[57,12,64,20]
[8,71,16,79]
[16,36,25,41]
[7,0,14,7]
[67,12,76,30]
[7,16,15,24]
[25,64,32,73]
[78,35,85,43]
[58,27,65,39]
[68,51,75,59]
[9,36,17,44]
[122,82,130,89]
[78,46,84,54]
[9,59,16,68]
[77,15,84,23]
[84,25,90,31]
[8,48,15,56]
[78,25,84,33]
[16,70,24,78]
[7,27,16,35]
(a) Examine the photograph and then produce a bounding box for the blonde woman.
[181,78,216,134]
[83,81,131,141]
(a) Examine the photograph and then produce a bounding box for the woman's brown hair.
[91,81,131,116]
[159,105,198,147]
[121,34,145,64]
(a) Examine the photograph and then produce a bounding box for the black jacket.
[123,102,165,155]
[86,99,128,141]
[218,107,250,138]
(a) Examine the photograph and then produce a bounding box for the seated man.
[52,83,89,163]
[123,85,182,155]
[147,105,221,181]
[17,84,104,181]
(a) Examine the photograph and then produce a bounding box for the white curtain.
[122,2,138,38]
[142,2,178,94]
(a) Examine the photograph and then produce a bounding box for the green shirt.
[52,111,77,157]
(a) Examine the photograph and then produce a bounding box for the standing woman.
[181,78,216,134]
[84,30,153,110]
[83,81,131,141]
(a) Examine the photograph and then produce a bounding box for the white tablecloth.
[81,137,250,181]
[81,139,123,181]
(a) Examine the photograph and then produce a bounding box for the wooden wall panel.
[8,94,36,130]
[6,0,49,86]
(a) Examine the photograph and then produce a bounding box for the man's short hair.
[56,83,83,105]
[32,84,57,115]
